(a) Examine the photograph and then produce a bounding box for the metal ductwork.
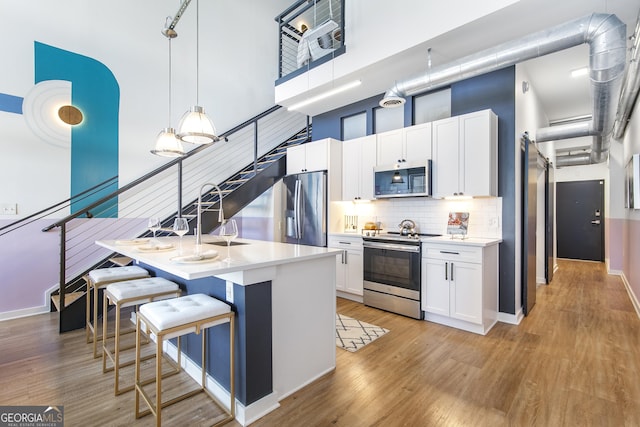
[380,13,628,165]
[613,11,640,139]
[556,152,592,167]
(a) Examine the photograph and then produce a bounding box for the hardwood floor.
[1,260,639,426]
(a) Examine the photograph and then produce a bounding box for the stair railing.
[41,105,309,313]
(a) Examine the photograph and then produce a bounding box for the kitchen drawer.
[328,235,363,250]
[422,243,482,263]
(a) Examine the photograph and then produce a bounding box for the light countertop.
[96,236,341,281]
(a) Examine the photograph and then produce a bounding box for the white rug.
[336,313,389,352]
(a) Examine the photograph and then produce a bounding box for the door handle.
[450,262,454,281]
[591,220,601,225]
[445,262,448,280]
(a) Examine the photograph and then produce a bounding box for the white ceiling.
[299,0,639,135]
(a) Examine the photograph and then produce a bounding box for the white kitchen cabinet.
[287,138,341,174]
[286,138,342,200]
[376,122,432,166]
[422,239,499,335]
[328,235,363,300]
[432,109,497,198]
[342,135,376,201]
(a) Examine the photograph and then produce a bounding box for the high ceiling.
[298,0,639,144]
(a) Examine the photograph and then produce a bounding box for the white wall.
[0,0,291,218]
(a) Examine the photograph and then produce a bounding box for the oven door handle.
[363,242,420,253]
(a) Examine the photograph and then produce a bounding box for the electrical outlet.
[488,216,499,228]
[226,280,234,304]
[1,203,17,215]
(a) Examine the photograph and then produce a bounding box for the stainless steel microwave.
[374,160,432,198]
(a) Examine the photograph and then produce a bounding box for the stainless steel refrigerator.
[282,170,327,247]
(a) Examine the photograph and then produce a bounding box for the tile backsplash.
[338,197,502,239]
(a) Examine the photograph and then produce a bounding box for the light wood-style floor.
[1,260,639,426]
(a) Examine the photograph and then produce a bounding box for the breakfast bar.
[96,236,341,425]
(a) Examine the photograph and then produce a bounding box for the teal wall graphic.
[34,41,119,217]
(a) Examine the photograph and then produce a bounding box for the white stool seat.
[89,265,148,283]
[107,277,180,306]
[135,293,235,426]
[102,277,181,395]
[140,293,231,332]
[86,265,149,358]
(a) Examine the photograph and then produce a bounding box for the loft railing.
[275,0,345,82]
[41,105,308,314]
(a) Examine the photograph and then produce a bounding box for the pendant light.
[151,29,185,157]
[177,0,218,144]
[391,170,404,184]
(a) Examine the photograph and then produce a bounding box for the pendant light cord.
[168,37,173,126]
[195,0,200,105]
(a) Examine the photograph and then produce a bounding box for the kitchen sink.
[206,241,249,247]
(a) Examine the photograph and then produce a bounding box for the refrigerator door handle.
[294,179,302,239]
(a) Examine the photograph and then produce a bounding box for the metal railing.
[275,0,345,81]
[41,106,309,313]
[0,175,118,237]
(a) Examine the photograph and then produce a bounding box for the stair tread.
[109,256,132,266]
[52,292,84,311]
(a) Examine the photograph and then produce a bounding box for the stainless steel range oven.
[362,233,424,319]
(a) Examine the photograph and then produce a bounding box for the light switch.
[1,203,17,215]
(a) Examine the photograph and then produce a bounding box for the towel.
[171,250,219,263]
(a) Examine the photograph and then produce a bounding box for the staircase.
[51,123,311,332]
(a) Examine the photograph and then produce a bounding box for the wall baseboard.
[497,309,523,325]
[0,305,50,322]
[619,272,640,319]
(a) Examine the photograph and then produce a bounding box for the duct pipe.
[535,121,593,142]
[380,13,627,165]
[556,152,592,167]
[613,12,640,139]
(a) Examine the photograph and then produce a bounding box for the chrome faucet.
[195,183,225,248]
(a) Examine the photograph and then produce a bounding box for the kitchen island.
[96,236,341,426]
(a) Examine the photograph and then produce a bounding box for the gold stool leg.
[92,282,100,358]
[85,277,92,344]
[156,332,162,427]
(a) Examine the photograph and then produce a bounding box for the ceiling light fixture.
[177,0,218,144]
[151,27,184,157]
[287,80,361,111]
[570,67,589,78]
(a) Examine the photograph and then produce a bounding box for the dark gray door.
[545,166,554,283]
[556,180,604,261]
[521,136,538,316]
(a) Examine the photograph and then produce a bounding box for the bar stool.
[102,277,182,395]
[135,293,235,427]
[85,265,149,358]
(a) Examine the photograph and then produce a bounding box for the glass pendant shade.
[391,170,405,184]
[151,127,184,157]
[177,105,217,144]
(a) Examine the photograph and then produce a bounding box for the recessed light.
[570,67,589,78]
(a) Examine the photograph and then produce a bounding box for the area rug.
[336,313,389,352]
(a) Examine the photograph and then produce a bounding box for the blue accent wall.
[311,66,518,315]
[450,67,516,315]
[34,42,119,217]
